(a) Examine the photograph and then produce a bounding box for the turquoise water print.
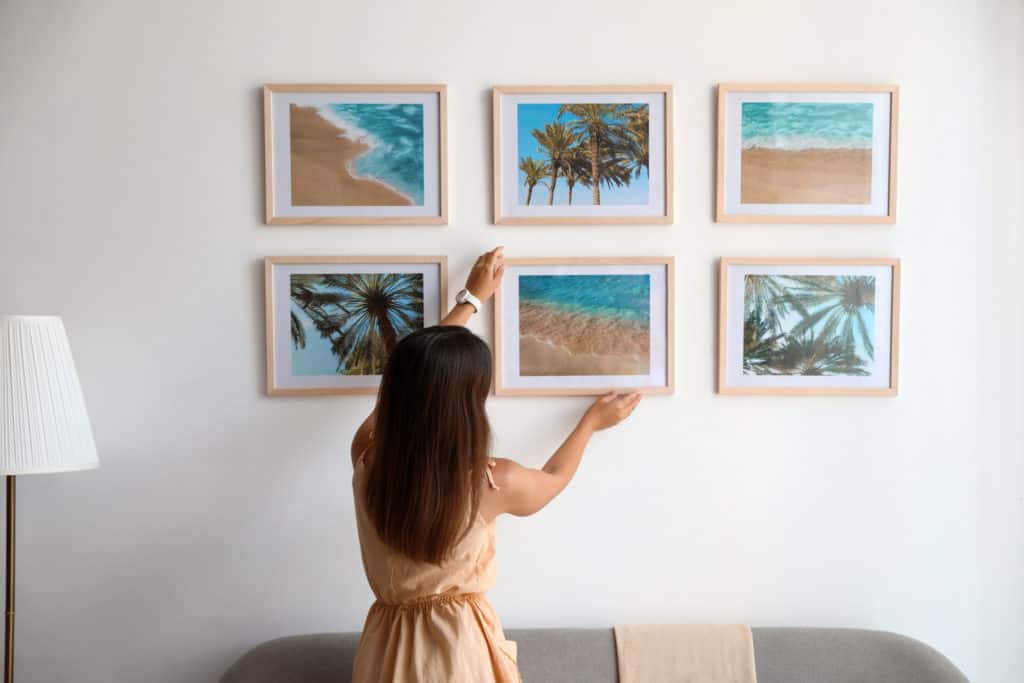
[517,103,650,206]
[519,274,650,322]
[743,274,876,376]
[324,103,425,204]
[290,272,424,376]
[518,273,652,376]
[741,102,873,151]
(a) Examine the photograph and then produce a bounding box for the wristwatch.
[455,289,482,313]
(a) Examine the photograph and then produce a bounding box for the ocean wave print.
[741,102,873,151]
[321,103,426,204]
[519,274,651,323]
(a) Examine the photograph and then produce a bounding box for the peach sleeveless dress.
[351,457,521,682]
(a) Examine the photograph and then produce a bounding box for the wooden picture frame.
[715,84,899,224]
[494,257,675,396]
[263,84,448,225]
[492,85,674,225]
[717,257,901,395]
[265,255,448,396]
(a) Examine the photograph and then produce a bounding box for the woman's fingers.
[619,393,642,417]
[485,246,503,273]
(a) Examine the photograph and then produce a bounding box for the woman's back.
[352,457,499,605]
[351,457,520,682]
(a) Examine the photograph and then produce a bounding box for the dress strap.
[484,459,500,490]
[356,430,374,466]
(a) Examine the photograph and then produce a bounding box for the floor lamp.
[0,316,99,683]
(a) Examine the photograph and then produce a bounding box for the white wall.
[1,0,1021,681]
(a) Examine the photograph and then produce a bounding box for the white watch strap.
[458,290,482,313]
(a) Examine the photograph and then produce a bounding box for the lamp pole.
[4,475,14,683]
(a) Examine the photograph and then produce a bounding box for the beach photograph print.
[518,274,651,376]
[289,103,424,207]
[495,258,674,396]
[716,85,898,222]
[740,102,873,204]
[719,258,899,395]
[290,272,424,376]
[264,85,446,224]
[494,86,671,223]
[266,257,446,396]
[517,103,650,206]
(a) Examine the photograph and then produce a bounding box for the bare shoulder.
[479,458,525,522]
[488,457,526,490]
[481,457,563,519]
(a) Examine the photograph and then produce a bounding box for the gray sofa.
[222,627,970,682]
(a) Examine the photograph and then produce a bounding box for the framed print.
[265,256,447,396]
[263,84,447,225]
[716,84,899,223]
[494,257,674,395]
[492,86,673,225]
[718,257,901,395]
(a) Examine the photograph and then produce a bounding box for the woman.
[351,247,642,682]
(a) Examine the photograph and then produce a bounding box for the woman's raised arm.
[483,392,641,519]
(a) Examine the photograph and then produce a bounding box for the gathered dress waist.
[372,591,484,611]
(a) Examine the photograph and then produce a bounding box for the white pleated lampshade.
[0,316,99,475]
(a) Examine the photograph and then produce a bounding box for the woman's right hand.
[581,392,642,432]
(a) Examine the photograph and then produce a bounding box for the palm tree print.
[518,103,649,206]
[742,274,876,376]
[290,273,424,375]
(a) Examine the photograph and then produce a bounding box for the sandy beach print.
[740,102,873,204]
[518,274,650,376]
[289,103,424,207]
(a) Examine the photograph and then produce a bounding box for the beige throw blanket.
[614,624,757,683]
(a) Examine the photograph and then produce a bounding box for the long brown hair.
[364,325,492,564]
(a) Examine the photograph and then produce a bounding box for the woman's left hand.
[465,247,505,302]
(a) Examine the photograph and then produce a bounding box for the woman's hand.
[441,247,506,326]
[465,247,505,302]
[580,392,642,432]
